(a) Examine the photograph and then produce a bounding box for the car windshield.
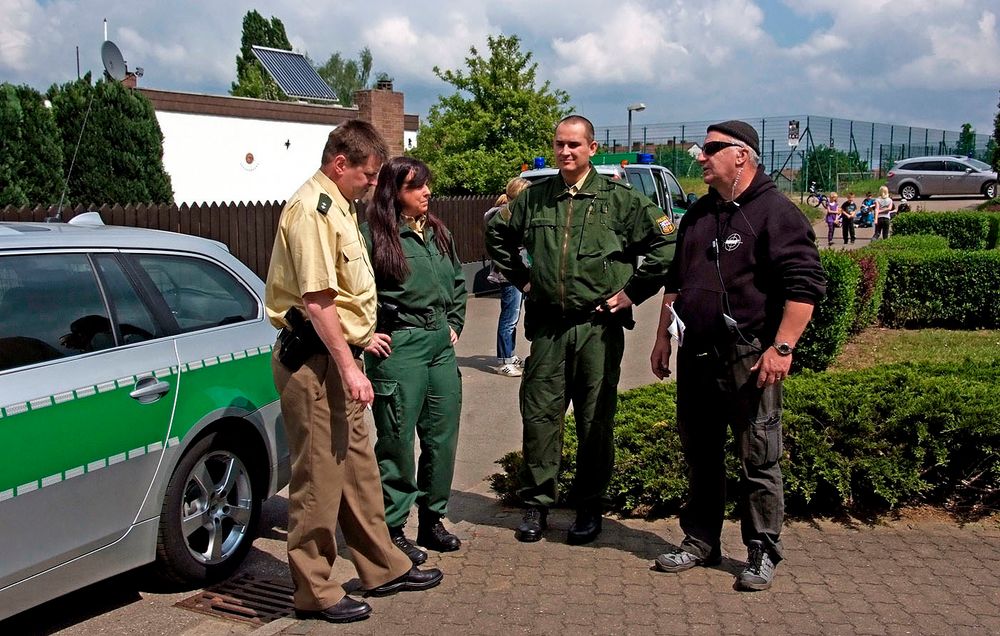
[965,158,992,171]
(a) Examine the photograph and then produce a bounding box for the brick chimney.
[355,83,404,158]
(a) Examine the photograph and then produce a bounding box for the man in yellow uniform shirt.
[266,120,442,624]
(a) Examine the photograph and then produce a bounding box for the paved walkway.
[257,288,1000,635]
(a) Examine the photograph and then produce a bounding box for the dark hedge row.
[892,211,999,250]
[489,361,1000,517]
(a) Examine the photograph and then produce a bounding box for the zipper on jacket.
[559,196,574,310]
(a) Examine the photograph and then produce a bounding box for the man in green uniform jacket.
[486,115,676,544]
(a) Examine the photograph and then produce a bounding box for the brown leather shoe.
[295,595,372,623]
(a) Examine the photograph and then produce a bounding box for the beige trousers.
[273,349,411,611]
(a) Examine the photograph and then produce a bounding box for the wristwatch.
[772,342,794,356]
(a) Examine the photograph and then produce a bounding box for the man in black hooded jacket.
[649,120,825,591]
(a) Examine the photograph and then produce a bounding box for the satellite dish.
[101,40,127,81]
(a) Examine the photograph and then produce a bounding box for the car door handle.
[129,377,171,404]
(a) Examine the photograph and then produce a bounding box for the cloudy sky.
[2,0,997,134]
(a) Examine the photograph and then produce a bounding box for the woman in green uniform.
[363,157,467,565]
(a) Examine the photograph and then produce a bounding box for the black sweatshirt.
[663,166,826,348]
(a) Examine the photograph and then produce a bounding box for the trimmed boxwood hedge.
[793,250,857,372]
[489,360,1000,517]
[893,211,999,250]
[879,249,1000,328]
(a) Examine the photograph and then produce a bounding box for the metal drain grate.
[175,574,295,625]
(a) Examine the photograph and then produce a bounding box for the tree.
[230,10,292,101]
[409,34,571,194]
[956,122,976,157]
[797,146,869,192]
[47,74,173,205]
[0,83,65,205]
[992,90,1000,172]
[315,47,373,107]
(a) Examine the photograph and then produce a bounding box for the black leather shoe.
[567,509,602,545]
[389,526,428,565]
[417,520,461,552]
[365,566,443,597]
[295,595,372,623]
[514,506,548,542]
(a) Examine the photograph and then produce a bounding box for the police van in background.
[520,153,694,227]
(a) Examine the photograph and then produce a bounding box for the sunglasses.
[702,141,745,156]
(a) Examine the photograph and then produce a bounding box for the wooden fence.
[1,196,497,280]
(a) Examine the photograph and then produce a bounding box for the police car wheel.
[154,432,262,584]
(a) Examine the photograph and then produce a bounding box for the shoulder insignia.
[608,178,632,189]
[656,215,676,235]
[316,193,332,215]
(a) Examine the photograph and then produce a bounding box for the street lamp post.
[627,102,646,153]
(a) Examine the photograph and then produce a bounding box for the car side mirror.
[686,193,698,206]
[965,167,973,173]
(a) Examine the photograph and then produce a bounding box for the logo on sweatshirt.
[724,233,743,252]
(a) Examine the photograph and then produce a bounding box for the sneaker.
[654,546,721,573]
[510,355,524,368]
[498,363,522,377]
[737,540,777,591]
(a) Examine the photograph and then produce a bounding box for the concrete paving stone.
[929,603,980,626]
[810,601,853,624]
[779,612,825,635]
[867,602,916,625]
[845,609,888,631]
[961,594,1000,617]
[820,623,859,636]
[797,582,835,603]
[975,615,1000,632]
[896,612,954,636]
[836,593,876,614]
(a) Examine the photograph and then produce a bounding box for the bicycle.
[805,182,829,208]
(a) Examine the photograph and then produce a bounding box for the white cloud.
[0,1,995,130]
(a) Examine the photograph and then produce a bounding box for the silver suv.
[0,213,289,620]
[886,155,998,200]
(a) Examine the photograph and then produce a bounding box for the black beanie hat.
[706,120,760,156]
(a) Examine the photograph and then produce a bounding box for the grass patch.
[835,177,885,197]
[678,176,707,197]
[830,328,1000,371]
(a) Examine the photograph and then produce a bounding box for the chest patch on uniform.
[655,215,675,235]
[724,233,743,251]
[317,193,332,215]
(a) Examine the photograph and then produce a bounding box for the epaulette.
[316,193,332,215]
[608,178,632,190]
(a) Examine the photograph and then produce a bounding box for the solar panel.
[251,46,338,102]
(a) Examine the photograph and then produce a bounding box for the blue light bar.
[637,153,654,164]
[533,157,546,169]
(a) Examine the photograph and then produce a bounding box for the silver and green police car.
[0,213,289,620]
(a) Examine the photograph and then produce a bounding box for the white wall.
[156,111,334,205]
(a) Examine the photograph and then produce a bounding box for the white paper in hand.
[666,302,685,347]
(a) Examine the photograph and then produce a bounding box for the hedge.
[880,249,1000,328]
[893,211,999,250]
[489,360,1000,517]
[793,250,857,372]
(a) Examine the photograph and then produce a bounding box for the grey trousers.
[675,340,785,561]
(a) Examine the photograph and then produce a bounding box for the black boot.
[388,525,427,565]
[416,511,461,552]
[514,506,548,543]
[567,508,603,545]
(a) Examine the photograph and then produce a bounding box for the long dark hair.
[368,157,454,284]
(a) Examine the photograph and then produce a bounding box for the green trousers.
[366,324,462,528]
[518,318,625,509]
